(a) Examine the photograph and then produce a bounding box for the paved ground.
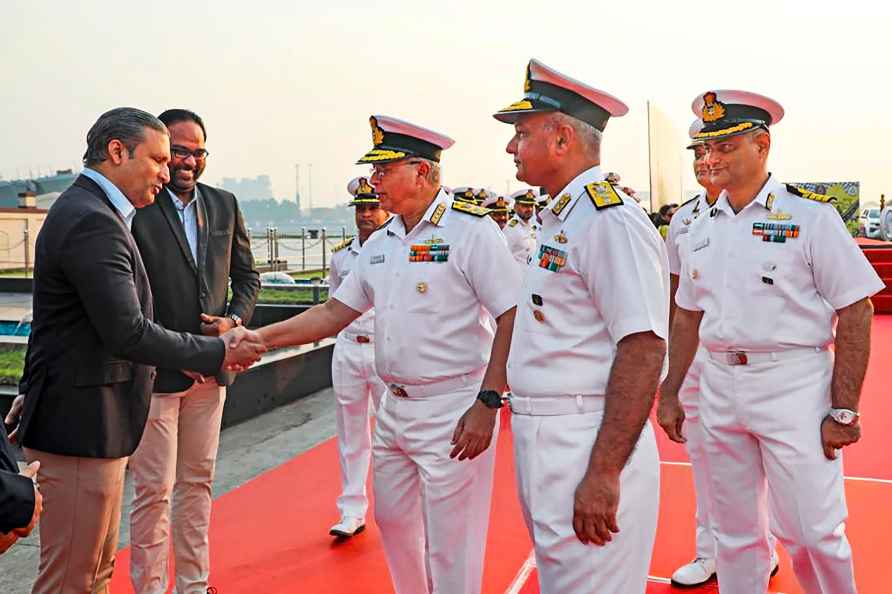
[0,386,338,593]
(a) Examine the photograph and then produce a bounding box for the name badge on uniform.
[692,237,710,252]
[538,245,567,272]
[409,243,450,262]
[370,254,386,265]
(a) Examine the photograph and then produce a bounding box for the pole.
[646,100,654,214]
[23,221,30,276]
[301,227,306,271]
[321,227,327,276]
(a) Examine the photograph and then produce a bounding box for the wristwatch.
[828,408,859,426]
[477,390,504,409]
[227,313,243,327]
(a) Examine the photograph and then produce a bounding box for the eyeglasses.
[171,146,210,160]
[370,160,421,179]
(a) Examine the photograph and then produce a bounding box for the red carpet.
[110,316,892,593]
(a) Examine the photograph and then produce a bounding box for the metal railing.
[251,227,352,276]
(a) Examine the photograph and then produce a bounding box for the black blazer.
[132,183,259,392]
[16,175,225,458]
[0,422,33,533]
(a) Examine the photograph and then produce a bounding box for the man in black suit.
[128,109,260,594]
[4,107,265,594]
[0,422,41,555]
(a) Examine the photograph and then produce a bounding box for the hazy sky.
[3,1,891,207]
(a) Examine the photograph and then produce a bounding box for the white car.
[859,208,882,239]
[880,207,892,241]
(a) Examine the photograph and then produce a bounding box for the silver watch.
[227,313,243,327]
[828,408,859,426]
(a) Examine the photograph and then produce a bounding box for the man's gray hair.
[83,107,168,167]
[546,112,602,158]
[418,158,441,185]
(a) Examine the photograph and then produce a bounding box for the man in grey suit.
[4,107,265,594]
[128,109,260,594]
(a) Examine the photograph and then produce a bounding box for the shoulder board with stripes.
[786,184,834,204]
[585,181,624,210]
[451,200,489,217]
[331,237,354,253]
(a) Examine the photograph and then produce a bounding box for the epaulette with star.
[786,184,835,204]
[331,237,354,253]
[584,181,624,210]
[451,200,489,217]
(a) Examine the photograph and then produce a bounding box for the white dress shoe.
[770,548,780,578]
[670,557,717,587]
[329,516,366,538]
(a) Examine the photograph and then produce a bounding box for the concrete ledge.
[248,303,311,327]
[0,342,334,440]
[222,342,333,429]
[0,278,33,293]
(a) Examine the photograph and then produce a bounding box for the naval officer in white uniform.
[255,115,521,594]
[494,58,670,594]
[659,119,779,587]
[503,188,541,267]
[326,176,390,538]
[662,90,884,594]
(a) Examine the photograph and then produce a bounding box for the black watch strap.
[477,390,504,409]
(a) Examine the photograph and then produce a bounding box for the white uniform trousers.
[681,348,779,561]
[679,348,717,560]
[372,383,498,594]
[700,350,857,594]
[332,335,385,520]
[512,407,660,594]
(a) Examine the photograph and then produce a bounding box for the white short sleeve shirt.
[503,215,541,267]
[328,238,374,337]
[507,166,670,398]
[676,174,885,352]
[333,189,522,386]
[667,194,715,276]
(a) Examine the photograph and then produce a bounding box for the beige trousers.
[23,448,128,594]
[128,382,226,594]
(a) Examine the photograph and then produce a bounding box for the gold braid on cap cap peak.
[694,121,755,139]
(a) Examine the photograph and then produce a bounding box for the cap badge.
[523,63,532,92]
[357,177,374,195]
[370,116,384,146]
[701,92,727,123]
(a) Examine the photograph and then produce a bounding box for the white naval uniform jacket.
[675,174,884,352]
[329,237,375,338]
[333,188,521,387]
[503,215,541,267]
[507,165,670,398]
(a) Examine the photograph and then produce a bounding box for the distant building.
[220,175,274,202]
[0,169,78,208]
